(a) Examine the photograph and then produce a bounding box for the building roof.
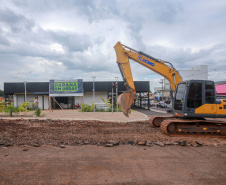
[215,81,226,85]
[4,81,149,95]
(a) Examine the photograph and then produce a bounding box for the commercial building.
[179,65,208,81]
[156,65,209,101]
[4,80,150,110]
[215,81,226,98]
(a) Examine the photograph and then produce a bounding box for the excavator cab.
[174,80,226,118]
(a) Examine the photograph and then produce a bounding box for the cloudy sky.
[1,0,226,91]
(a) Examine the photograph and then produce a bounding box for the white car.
[166,103,173,113]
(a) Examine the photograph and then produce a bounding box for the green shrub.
[81,104,93,112]
[0,103,6,112]
[18,106,25,112]
[81,100,122,112]
[95,108,105,112]
[4,103,19,116]
[19,101,31,112]
[90,101,95,111]
[35,108,41,117]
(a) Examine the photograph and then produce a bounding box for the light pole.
[115,77,118,112]
[159,79,164,101]
[23,81,27,102]
[92,77,96,112]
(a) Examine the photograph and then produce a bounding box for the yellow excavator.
[114,41,226,136]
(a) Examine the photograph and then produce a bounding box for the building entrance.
[52,97,74,109]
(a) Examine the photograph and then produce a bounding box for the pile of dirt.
[0,119,226,147]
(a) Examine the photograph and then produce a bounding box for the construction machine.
[114,41,226,136]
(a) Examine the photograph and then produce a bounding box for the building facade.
[4,81,150,110]
[215,81,226,98]
[179,65,208,81]
[158,65,209,101]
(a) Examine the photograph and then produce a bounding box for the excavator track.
[160,118,226,137]
[149,116,176,127]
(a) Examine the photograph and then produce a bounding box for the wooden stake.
[52,97,64,110]
[49,96,53,112]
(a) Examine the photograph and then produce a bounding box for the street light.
[115,77,118,112]
[159,79,164,101]
[92,77,96,112]
[23,81,27,102]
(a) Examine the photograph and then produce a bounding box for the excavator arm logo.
[137,56,155,67]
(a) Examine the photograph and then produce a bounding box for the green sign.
[54,82,78,91]
[49,79,83,97]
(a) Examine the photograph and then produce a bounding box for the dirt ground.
[0,112,226,184]
[1,145,226,185]
[1,119,226,147]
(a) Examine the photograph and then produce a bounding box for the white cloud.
[0,0,226,92]
[50,43,65,54]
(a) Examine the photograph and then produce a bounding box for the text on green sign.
[54,82,78,91]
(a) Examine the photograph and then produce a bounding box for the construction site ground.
[0,109,226,185]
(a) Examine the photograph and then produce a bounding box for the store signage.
[49,79,83,97]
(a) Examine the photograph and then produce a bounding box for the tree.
[0,90,4,97]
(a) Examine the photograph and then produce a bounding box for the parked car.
[156,101,167,108]
[150,101,155,107]
[141,100,148,106]
[166,103,173,113]
[164,100,171,104]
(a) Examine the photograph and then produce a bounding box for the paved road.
[1,145,226,185]
[134,107,172,117]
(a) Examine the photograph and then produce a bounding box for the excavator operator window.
[187,82,203,108]
[205,81,215,104]
[174,83,186,110]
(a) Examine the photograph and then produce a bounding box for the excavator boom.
[114,42,137,117]
[114,41,182,116]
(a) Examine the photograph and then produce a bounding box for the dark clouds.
[0,8,35,32]
[49,31,92,52]
[0,0,226,90]
[0,35,10,46]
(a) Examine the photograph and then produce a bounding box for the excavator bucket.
[118,91,136,117]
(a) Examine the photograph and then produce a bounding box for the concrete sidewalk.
[0,109,149,122]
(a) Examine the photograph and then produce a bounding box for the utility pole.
[112,85,113,113]
[159,79,164,101]
[23,81,27,102]
[115,77,118,112]
[92,77,96,112]
[112,82,116,113]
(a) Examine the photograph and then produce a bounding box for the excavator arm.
[114,41,182,117]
